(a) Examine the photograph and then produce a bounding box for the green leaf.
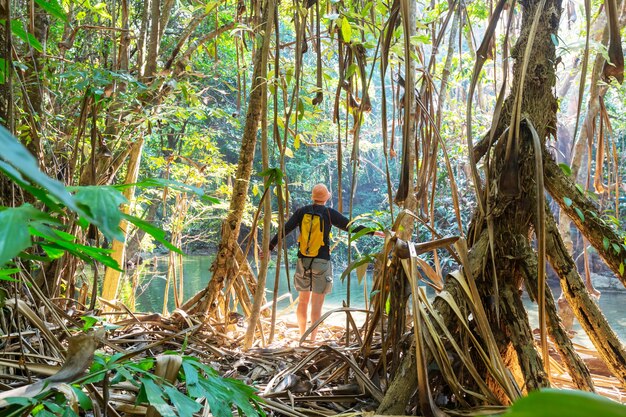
[603,237,610,251]
[81,315,100,331]
[0,58,6,84]
[340,17,352,42]
[163,386,202,417]
[5,397,35,406]
[611,243,621,254]
[620,262,624,276]
[297,97,304,120]
[71,386,93,411]
[0,125,84,215]
[258,167,284,186]
[575,184,584,194]
[73,186,126,242]
[122,214,182,254]
[29,226,122,270]
[340,255,375,283]
[118,178,219,204]
[563,197,573,207]
[139,378,177,417]
[34,0,68,22]
[345,63,359,79]
[574,207,585,222]
[40,244,66,260]
[503,389,626,417]
[6,20,43,52]
[550,33,559,46]
[0,205,38,266]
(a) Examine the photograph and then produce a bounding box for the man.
[265,183,384,342]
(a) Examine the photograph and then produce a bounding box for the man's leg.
[309,292,326,341]
[296,290,311,337]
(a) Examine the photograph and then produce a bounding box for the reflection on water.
[135,255,625,347]
[134,255,376,312]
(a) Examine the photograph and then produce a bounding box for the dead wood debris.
[0,296,624,416]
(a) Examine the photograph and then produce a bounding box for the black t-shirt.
[269,204,367,260]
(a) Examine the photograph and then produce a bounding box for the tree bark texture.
[380,0,569,411]
[193,0,276,316]
[520,238,595,391]
[543,207,626,385]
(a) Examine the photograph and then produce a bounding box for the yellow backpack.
[298,211,325,257]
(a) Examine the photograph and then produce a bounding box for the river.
[134,255,625,347]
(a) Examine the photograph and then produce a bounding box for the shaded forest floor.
[1,297,624,415]
[98,307,626,413]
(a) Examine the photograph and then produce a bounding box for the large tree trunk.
[188,0,276,316]
[379,0,567,412]
[380,0,626,409]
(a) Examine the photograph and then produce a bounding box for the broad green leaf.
[612,243,621,254]
[0,205,39,266]
[34,0,68,21]
[603,237,610,251]
[574,207,585,222]
[122,214,182,254]
[73,186,126,242]
[6,20,43,52]
[563,197,573,207]
[575,183,584,194]
[198,378,234,417]
[620,262,624,276]
[139,378,177,417]
[340,255,375,282]
[5,397,35,406]
[0,126,83,215]
[258,167,283,186]
[29,226,121,270]
[40,244,66,260]
[182,361,202,398]
[163,386,202,417]
[118,178,219,204]
[501,389,626,417]
[81,315,100,330]
[340,17,352,42]
[71,386,93,411]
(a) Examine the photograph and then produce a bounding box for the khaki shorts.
[294,258,333,294]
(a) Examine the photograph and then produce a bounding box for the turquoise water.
[134,255,377,312]
[134,255,625,347]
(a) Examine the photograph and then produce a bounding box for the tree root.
[520,240,596,391]
[544,210,626,386]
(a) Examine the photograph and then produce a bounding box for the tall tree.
[378,0,626,412]
[188,0,276,316]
